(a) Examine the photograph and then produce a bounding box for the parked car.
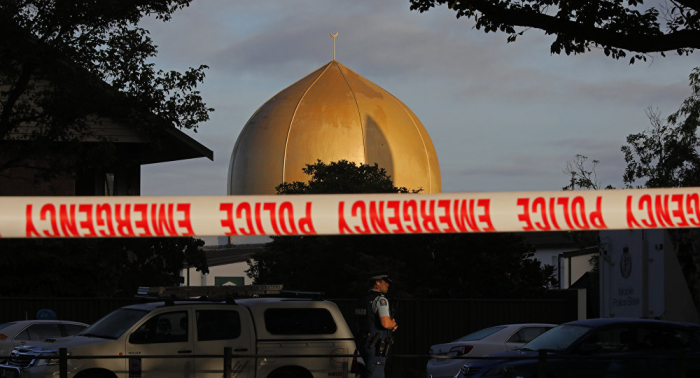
[427,323,555,378]
[0,320,88,362]
[455,318,700,378]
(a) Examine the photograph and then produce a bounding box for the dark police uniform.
[355,272,394,378]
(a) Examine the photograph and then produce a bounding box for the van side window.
[196,310,241,341]
[129,311,188,344]
[264,308,337,335]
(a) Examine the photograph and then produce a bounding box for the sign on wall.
[215,277,245,286]
[599,230,665,318]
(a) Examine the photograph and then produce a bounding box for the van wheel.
[268,366,313,378]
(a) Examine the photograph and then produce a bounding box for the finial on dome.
[330,32,338,61]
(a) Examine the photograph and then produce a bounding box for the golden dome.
[228,60,441,195]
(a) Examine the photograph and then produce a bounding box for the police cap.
[367,270,392,284]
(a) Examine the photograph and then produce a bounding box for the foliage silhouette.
[0,237,208,297]
[409,0,700,64]
[247,160,556,298]
[0,0,213,182]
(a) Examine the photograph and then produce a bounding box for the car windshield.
[454,326,507,342]
[81,309,149,339]
[521,324,592,351]
[0,323,16,331]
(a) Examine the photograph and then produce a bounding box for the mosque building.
[227,58,442,195]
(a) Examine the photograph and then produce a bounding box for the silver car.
[426,323,555,378]
[0,320,88,362]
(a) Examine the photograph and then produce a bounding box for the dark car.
[455,318,700,378]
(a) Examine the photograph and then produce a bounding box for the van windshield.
[81,309,149,339]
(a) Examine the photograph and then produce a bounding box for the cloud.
[142,159,228,196]
[203,0,532,82]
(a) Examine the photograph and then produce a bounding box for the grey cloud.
[208,2,509,80]
[444,157,545,177]
[545,137,623,153]
[572,79,693,110]
[142,159,228,196]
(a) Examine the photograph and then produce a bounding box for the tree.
[0,237,208,297]
[622,69,700,188]
[561,154,615,246]
[247,160,556,299]
[0,0,213,181]
[275,159,415,195]
[409,0,700,63]
[562,154,613,191]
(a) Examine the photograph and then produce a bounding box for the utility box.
[599,229,699,323]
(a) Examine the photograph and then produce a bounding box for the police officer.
[355,270,397,378]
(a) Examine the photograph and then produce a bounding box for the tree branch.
[671,0,700,13]
[457,0,700,53]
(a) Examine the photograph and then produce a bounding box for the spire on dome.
[330,32,338,61]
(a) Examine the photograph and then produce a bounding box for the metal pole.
[537,350,546,378]
[59,348,68,378]
[224,347,232,378]
[679,350,687,378]
[642,230,649,318]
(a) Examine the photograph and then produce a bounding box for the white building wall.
[533,248,597,289]
[560,253,596,289]
[183,261,251,286]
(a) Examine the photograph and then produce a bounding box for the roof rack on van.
[136,285,284,301]
[280,290,325,301]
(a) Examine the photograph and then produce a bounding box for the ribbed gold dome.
[228,60,441,195]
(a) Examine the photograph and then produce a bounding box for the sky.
[139,0,700,197]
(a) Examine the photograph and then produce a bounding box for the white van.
[0,286,357,378]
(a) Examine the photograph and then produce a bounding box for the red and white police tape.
[0,188,699,238]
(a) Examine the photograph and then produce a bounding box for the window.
[14,324,62,341]
[636,327,692,350]
[507,327,553,343]
[196,310,241,341]
[129,311,188,344]
[264,308,337,335]
[62,324,87,336]
[84,309,148,339]
[583,326,632,353]
[454,326,507,342]
[581,326,693,353]
[104,173,115,196]
[524,324,591,351]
